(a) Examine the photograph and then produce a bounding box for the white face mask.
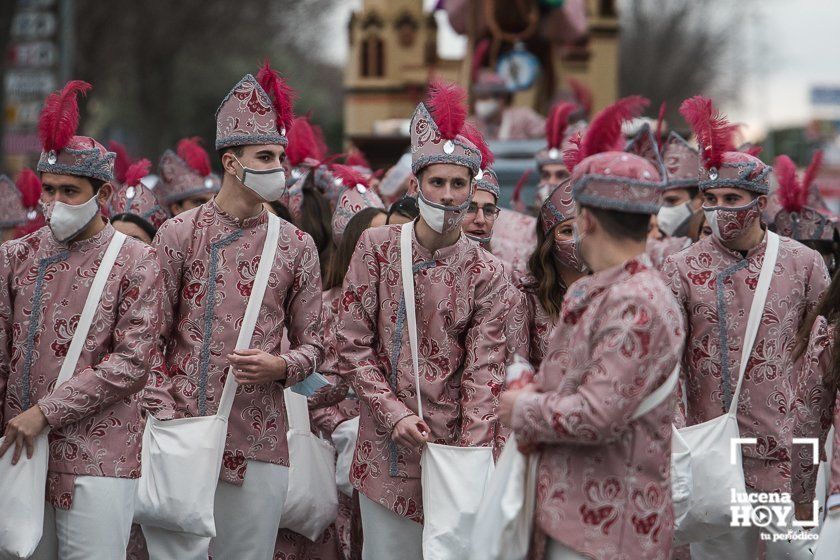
[44,194,100,243]
[474,99,501,119]
[417,189,472,235]
[657,201,694,237]
[233,155,286,202]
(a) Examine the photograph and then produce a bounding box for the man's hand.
[392,414,429,451]
[229,349,287,385]
[0,406,49,465]
[499,384,538,426]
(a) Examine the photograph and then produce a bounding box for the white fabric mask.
[44,195,100,243]
[657,202,694,237]
[474,99,501,119]
[417,189,471,234]
[233,155,286,202]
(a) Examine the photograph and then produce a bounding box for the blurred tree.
[72,0,342,166]
[618,0,753,133]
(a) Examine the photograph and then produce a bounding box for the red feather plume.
[802,150,824,195]
[567,77,592,117]
[563,96,649,173]
[256,60,295,135]
[678,96,737,171]
[461,122,494,170]
[331,164,369,190]
[176,137,211,176]
[427,81,467,140]
[742,144,763,157]
[15,168,42,209]
[345,149,371,169]
[287,116,326,168]
[512,169,531,203]
[109,140,133,184]
[124,159,151,187]
[773,155,802,213]
[38,80,91,153]
[655,102,667,149]
[545,102,577,150]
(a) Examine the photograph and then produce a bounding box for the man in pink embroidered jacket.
[334,82,509,560]
[0,80,163,558]
[661,96,830,560]
[141,63,323,560]
[501,96,685,560]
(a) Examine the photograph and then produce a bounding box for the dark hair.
[324,207,387,291]
[387,196,419,224]
[587,206,650,242]
[295,186,334,279]
[795,268,840,393]
[216,145,245,160]
[270,201,293,222]
[526,213,566,321]
[110,213,157,241]
[89,178,106,193]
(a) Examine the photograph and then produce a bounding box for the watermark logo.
[729,437,820,541]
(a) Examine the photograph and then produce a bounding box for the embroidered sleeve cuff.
[36,400,62,429]
[511,391,547,444]
[280,352,314,387]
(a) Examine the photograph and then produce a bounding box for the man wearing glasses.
[461,166,501,250]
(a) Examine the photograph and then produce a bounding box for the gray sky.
[327,0,840,138]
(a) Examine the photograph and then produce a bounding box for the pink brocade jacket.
[661,233,829,495]
[512,254,685,560]
[336,225,510,522]
[145,200,323,484]
[510,272,562,369]
[0,223,162,507]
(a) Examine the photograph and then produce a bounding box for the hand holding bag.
[0,232,127,557]
[673,231,780,544]
[134,215,280,537]
[399,222,496,560]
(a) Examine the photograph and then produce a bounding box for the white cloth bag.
[673,231,780,544]
[331,415,360,497]
[134,214,280,537]
[399,222,496,560]
[278,387,338,541]
[469,364,681,560]
[0,232,127,558]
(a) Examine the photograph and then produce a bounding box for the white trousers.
[814,511,840,559]
[141,525,210,560]
[546,539,589,560]
[30,475,136,560]
[358,493,423,560]
[691,498,816,560]
[211,460,290,560]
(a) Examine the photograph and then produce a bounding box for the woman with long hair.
[512,181,588,368]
